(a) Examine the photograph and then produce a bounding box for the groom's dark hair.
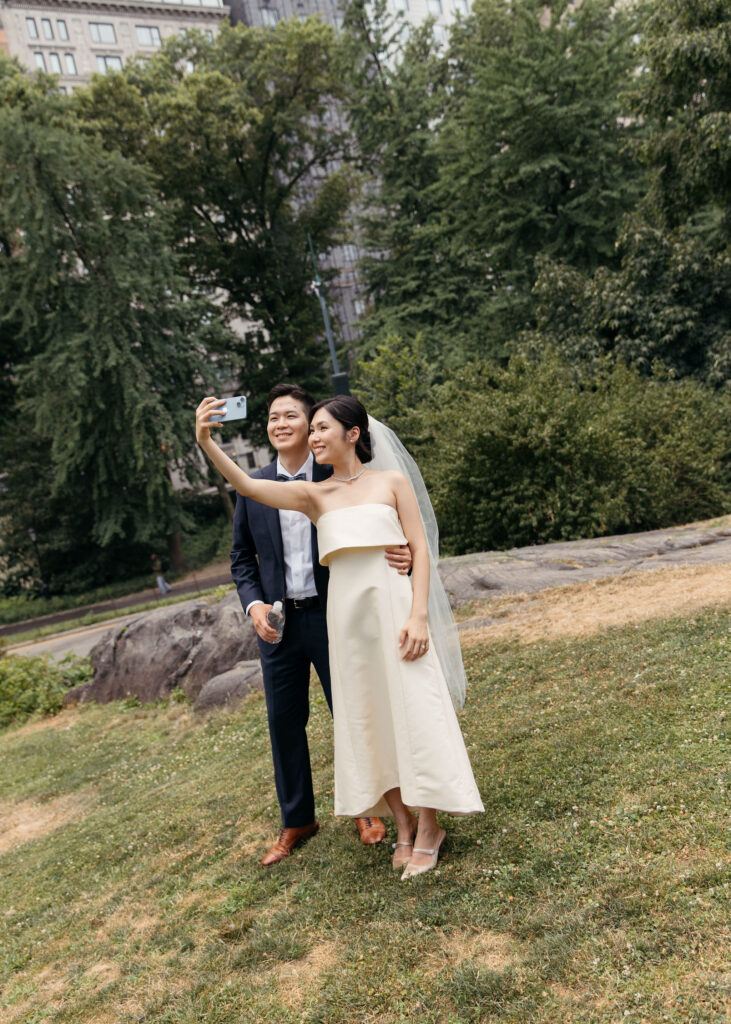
[267,382,316,413]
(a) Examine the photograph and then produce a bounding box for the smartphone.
[211,396,248,423]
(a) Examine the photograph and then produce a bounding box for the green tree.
[345,0,644,363]
[634,0,731,240]
[341,1,452,358]
[527,0,731,387]
[74,21,355,432]
[0,61,226,581]
[526,223,731,385]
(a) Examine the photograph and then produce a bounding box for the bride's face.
[309,407,357,464]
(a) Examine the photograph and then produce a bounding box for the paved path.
[8,515,730,660]
[0,562,233,641]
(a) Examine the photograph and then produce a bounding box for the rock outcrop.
[64,591,259,707]
[193,663,264,712]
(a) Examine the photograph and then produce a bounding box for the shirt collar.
[275,452,313,481]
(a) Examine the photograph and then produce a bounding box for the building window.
[64,53,77,75]
[342,243,358,262]
[353,298,366,317]
[260,8,279,25]
[393,0,408,10]
[434,23,448,44]
[452,0,468,11]
[96,55,123,73]
[135,25,161,46]
[33,52,46,70]
[41,18,54,39]
[57,19,69,40]
[48,53,62,73]
[204,29,213,41]
[90,23,117,44]
[427,0,442,14]
[26,17,39,39]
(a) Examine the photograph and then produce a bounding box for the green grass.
[0,607,728,1023]
[6,585,234,649]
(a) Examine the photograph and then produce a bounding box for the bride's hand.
[196,397,226,444]
[399,615,429,661]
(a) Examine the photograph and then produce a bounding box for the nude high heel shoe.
[401,829,446,880]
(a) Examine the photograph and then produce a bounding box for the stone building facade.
[0,0,229,90]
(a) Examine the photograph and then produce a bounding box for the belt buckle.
[292,598,306,610]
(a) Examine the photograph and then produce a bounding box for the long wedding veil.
[367,416,467,710]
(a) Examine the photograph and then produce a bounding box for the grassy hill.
[0,601,728,1023]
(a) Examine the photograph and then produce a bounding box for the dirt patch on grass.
[269,940,339,1009]
[9,706,86,737]
[0,789,92,855]
[459,565,730,647]
[440,928,519,971]
[84,960,122,986]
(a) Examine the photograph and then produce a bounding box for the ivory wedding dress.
[317,503,484,819]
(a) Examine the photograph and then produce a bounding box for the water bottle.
[266,600,285,644]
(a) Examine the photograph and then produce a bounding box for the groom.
[231,383,412,865]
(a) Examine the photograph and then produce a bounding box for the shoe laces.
[361,817,374,828]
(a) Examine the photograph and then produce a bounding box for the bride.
[196,393,483,878]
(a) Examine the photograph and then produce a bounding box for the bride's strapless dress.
[317,503,484,818]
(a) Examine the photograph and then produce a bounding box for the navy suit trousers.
[259,603,333,828]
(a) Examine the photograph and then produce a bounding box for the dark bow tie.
[276,472,306,481]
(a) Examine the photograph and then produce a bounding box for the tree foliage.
[634,0,731,239]
[526,222,731,385]
[411,350,731,555]
[527,0,731,386]
[0,62,226,588]
[74,21,355,429]
[345,0,644,362]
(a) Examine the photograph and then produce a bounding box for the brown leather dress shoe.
[261,820,319,866]
[355,816,386,845]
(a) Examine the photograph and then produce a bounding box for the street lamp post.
[307,234,350,396]
[27,527,49,597]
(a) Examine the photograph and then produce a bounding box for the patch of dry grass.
[459,563,730,645]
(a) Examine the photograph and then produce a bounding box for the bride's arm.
[196,397,316,516]
[392,473,431,661]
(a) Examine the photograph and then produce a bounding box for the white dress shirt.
[246,453,318,615]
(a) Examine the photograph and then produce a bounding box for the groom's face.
[267,396,310,456]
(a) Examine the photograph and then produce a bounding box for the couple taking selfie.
[195,384,483,880]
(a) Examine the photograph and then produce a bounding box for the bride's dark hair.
[308,395,373,463]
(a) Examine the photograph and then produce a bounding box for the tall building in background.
[0,0,229,91]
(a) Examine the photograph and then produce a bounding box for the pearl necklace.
[332,468,366,483]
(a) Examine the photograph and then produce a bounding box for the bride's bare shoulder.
[371,469,406,483]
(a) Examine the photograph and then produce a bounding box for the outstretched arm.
[196,397,315,517]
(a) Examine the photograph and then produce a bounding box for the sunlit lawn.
[0,607,728,1023]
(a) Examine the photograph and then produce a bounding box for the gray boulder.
[65,591,259,706]
[193,662,264,712]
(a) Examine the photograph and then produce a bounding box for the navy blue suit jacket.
[230,459,333,615]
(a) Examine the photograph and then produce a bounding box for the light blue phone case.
[211,396,247,422]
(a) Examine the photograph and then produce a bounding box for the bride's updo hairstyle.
[309,395,373,463]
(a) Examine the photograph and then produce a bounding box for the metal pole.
[307,233,350,395]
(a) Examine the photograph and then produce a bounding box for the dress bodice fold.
[316,503,407,566]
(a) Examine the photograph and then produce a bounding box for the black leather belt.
[285,597,320,610]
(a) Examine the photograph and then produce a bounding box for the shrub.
[411,350,730,555]
[0,654,93,729]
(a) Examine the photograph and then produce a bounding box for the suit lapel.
[259,462,285,567]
